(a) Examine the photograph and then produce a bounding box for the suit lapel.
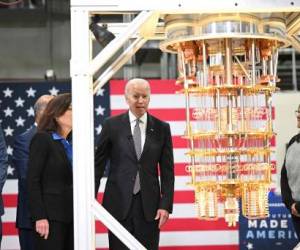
[121,112,138,159]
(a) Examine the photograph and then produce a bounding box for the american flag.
[0,80,109,249]
[1,79,280,249]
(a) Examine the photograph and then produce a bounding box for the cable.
[0,0,23,6]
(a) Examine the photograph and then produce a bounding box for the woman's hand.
[36,219,49,239]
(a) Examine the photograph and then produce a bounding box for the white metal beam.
[92,201,147,250]
[72,0,300,13]
[89,10,155,76]
[93,37,147,94]
[71,8,95,250]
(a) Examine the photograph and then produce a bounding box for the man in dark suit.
[0,124,8,247]
[95,78,174,250]
[12,95,53,250]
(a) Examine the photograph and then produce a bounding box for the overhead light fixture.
[89,15,115,48]
[44,69,56,81]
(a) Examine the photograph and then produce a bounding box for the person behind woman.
[281,104,300,249]
[27,93,73,250]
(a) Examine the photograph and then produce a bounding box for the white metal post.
[71,8,95,250]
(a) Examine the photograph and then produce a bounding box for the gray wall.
[0,12,168,80]
[0,17,71,79]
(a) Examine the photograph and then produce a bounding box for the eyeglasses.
[295,110,300,116]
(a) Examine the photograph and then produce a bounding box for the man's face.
[125,82,150,118]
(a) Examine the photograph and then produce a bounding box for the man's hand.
[36,219,49,239]
[291,203,300,217]
[155,209,169,229]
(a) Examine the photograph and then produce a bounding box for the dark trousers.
[19,228,35,250]
[292,214,300,240]
[108,193,160,250]
[34,220,73,250]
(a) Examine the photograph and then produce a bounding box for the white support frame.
[71,8,95,250]
[89,10,155,76]
[70,1,300,250]
[93,37,147,94]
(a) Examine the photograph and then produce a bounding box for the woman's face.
[56,106,72,131]
[297,105,300,128]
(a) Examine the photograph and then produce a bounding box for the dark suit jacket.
[0,126,7,216]
[12,125,36,229]
[27,131,73,223]
[95,112,174,221]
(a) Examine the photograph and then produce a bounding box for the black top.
[27,131,73,223]
[281,133,300,212]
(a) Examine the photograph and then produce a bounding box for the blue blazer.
[12,125,36,229]
[0,126,8,216]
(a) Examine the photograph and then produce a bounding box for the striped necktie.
[133,118,141,194]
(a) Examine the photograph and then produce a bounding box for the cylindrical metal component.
[225,38,232,85]
[269,51,274,76]
[227,93,233,132]
[217,89,221,133]
[240,89,245,132]
[251,40,256,86]
[202,41,208,86]
[262,58,267,76]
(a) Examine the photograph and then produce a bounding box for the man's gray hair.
[33,95,53,121]
[125,78,150,97]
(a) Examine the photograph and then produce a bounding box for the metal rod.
[202,41,208,86]
[228,93,233,132]
[269,50,274,76]
[262,59,267,76]
[234,55,250,80]
[92,201,147,250]
[225,38,232,85]
[240,89,245,132]
[251,39,256,86]
[273,49,279,82]
[217,89,221,134]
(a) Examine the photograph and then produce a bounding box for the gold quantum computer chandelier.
[160,13,289,226]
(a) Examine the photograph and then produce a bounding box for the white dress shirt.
[128,110,147,151]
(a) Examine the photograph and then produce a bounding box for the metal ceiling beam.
[72,0,300,13]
